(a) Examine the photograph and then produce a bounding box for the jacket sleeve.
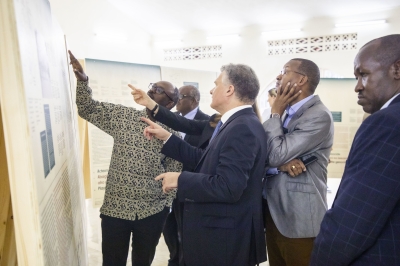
[154,105,209,135]
[263,110,332,167]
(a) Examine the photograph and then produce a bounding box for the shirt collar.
[381,93,400,110]
[221,105,252,124]
[181,107,198,119]
[286,95,314,116]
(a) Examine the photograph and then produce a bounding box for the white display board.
[0,0,87,264]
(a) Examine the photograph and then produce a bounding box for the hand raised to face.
[271,82,302,116]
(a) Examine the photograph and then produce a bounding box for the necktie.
[210,120,222,142]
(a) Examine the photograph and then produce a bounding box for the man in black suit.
[175,85,210,149]
[163,84,210,266]
[140,64,268,266]
[311,34,400,265]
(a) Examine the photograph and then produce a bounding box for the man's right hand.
[141,117,171,141]
[271,82,301,116]
[129,84,157,110]
[68,50,88,81]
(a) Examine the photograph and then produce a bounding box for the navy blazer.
[162,108,268,266]
[183,109,210,148]
[155,105,215,150]
[311,95,400,265]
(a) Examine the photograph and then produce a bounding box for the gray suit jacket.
[263,95,334,238]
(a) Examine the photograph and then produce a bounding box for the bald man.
[311,34,400,265]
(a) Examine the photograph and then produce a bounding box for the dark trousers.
[101,208,169,266]
[163,198,184,266]
[263,199,315,266]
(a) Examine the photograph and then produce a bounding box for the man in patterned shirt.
[68,51,182,266]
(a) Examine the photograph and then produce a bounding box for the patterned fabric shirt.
[76,80,182,221]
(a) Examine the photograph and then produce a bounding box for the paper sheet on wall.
[2,0,88,264]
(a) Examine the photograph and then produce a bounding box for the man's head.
[354,34,400,114]
[276,58,320,104]
[210,64,259,114]
[147,81,179,110]
[176,85,200,116]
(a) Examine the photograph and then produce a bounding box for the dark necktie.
[210,120,223,142]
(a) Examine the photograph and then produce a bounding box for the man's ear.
[298,75,308,86]
[393,59,400,80]
[226,85,235,96]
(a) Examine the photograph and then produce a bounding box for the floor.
[86,178,341,265]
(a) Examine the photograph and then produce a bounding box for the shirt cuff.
[163,133,173,144]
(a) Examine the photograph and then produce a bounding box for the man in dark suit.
[175,85,210,149]
[311,34,400,265]
[163,84,210,266]
[141,64,267,266]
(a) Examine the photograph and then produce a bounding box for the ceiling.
[107,0,400,36]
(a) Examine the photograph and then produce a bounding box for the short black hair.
[220,64,260,103]
[363,34,400,67]
[292,58,320,93]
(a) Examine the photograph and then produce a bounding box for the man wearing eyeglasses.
[262,58,334,266]
[162,84,210,266]
[68,51,182,266]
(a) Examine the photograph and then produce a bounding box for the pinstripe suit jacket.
[311,95,400,265]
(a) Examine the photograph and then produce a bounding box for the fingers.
[68,50,76,61]
[141,117,157,127]
[155,173,164,181]
[287,159,306,177]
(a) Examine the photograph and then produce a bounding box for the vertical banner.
[0,0,87,264]
[84,59,161,207]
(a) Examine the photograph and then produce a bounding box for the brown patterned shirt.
[76,80,181,221]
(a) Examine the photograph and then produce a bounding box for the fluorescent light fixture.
[95,31,128,42]
[335,19,386,28]
[206,34,240,40]
[262,28,302,35]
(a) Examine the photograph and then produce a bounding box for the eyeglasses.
[148,83,174,101]
[280,69,306,77]
[178,94,193,100]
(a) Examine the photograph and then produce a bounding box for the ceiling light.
[206,34,240,40]
[335,19,386,28]
[262,28,302,35]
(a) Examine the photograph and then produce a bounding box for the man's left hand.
[278,158,306,177]
[155,172,180,193]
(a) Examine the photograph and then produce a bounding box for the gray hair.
[220,64,260,103]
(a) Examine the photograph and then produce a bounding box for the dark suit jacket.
[182,109,210,148]
[311,95,400,265]
[162,108,267,266]
[155,105,215,150]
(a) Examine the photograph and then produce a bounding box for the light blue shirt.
[179,107,199,139]
[283,95,314,127]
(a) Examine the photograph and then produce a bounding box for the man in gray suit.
[263,58,334,266]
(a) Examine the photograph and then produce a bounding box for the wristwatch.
[270,113,280,119]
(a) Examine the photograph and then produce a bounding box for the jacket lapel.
[193,108,254,171]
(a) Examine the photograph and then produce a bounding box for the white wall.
[49,0,153,64]
[150,7,400,90]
